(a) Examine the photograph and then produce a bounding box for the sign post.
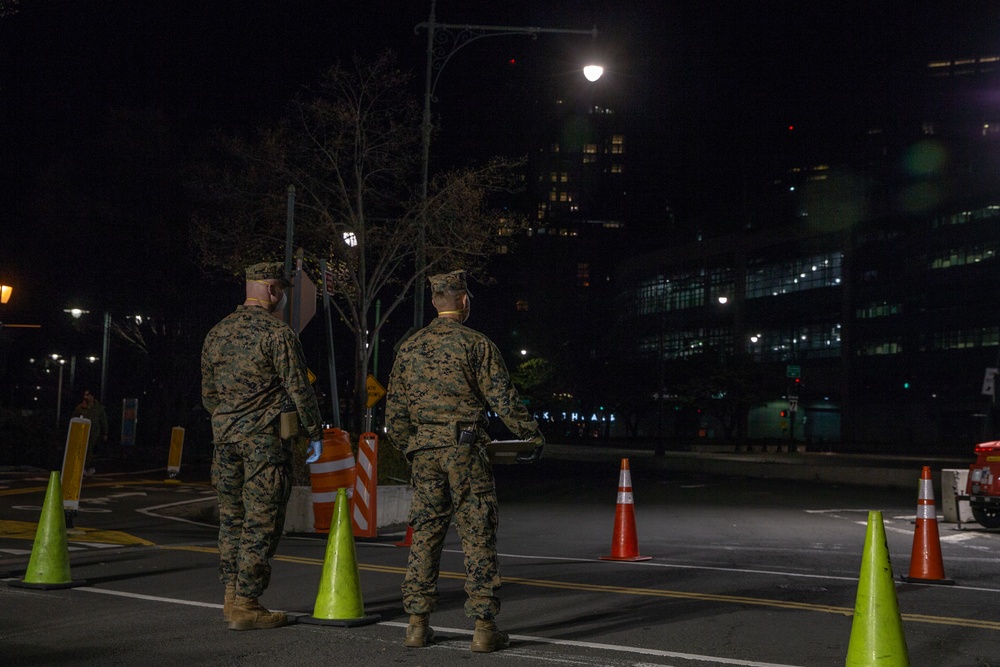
[365,374,387,433]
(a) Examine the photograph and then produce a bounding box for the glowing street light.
[412,0,602,331]
[583,64,604,82]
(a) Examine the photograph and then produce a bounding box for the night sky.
[1,1,998,334]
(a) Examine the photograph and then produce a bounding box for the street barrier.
[61,417,91,527]
[309,427,355,533]
[351,433,378,538]
[166,426,185,482]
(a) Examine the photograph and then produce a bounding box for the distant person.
[385,270,544,653]
[72,389,108,475]
[201,262,324,631]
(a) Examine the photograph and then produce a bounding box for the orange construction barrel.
[309,427,356,533]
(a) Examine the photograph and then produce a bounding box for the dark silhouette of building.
[615,50,1000,451]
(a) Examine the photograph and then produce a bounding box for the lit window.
[611,135,624,154]
[611,164,623,173]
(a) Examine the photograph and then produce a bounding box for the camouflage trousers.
[211,434,292,599]
[402,444,500,619]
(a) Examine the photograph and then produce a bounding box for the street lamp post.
[51,354,66,427]
[412,0,601,330]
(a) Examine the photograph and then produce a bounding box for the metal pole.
[319,259,341,428]
[413,0,436,332]
[56,362,64,427]
[69,354,77,410]
[412,1,598,333]
[373,299,382,380]
[284,185,295,323]
[100,311,110,404]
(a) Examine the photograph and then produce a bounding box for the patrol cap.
[428,270,470,296]
[246,262,289,286]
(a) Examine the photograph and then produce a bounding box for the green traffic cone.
[10,471,85,590]
[299,487,380,627]
[845,510,910,666]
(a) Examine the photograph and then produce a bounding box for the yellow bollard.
[166,426,185,482]
[61,418,91,528]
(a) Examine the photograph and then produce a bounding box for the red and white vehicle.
[967,440,1000,529]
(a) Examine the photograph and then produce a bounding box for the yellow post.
[166,426,185,482]
[61,418,91,527]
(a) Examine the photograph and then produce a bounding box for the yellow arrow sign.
[366,374,386,408]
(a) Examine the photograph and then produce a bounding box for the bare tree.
[191,52,523,434]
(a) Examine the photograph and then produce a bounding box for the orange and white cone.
[900,465,954,585]
[600,458,652,562]
[395,525,413,548]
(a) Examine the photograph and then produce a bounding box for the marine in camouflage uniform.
[385,270,544,651]
[201,262,323,630]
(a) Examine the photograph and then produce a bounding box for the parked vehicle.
[967,440,1000,529]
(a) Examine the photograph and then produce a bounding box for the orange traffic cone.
[395,525,413,548]
[599,458,651,562]
[900,466,954,585]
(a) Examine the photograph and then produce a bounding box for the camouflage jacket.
[385,317,543,456]
[201,305,322,444]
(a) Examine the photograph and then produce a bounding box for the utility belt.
[415,419,482,447]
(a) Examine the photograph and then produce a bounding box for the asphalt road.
[1,458,998,667]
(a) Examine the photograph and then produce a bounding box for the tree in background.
[677,349,773,448]
[191,53,523,435]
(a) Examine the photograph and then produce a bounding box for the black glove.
[516,445,543,464]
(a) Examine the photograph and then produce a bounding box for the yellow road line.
[0,479,207,497]
[1,520,154,546]
[160,545,1000,632]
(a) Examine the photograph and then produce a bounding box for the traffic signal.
[779,410,788,418]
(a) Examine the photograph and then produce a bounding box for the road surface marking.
[0,519,154,546]
[71,586,807,667]
[157,545,1000,631]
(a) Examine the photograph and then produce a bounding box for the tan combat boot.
[222,584,236,622]
[470,618,509,653]
[404,613,434,648]
[228,595,288,631]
